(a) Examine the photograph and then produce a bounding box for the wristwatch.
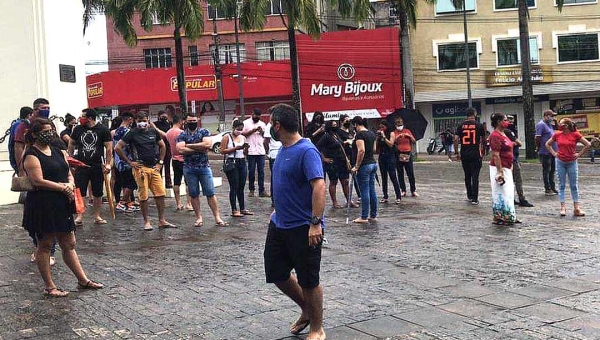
[310,216,322,225]
[158,160,164,165]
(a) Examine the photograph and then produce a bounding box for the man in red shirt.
[14,98,50,167]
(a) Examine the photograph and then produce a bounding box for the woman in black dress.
[23,118,103,297]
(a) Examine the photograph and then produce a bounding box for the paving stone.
[320,326,376,340]
[438,283,496,299]
[437,299,504,319]
[553,315,600,333]
[474,292,538,309]
[513,303,584,323]
[542,278,600,294]
[511,284,573,300]
[348,315,421,337]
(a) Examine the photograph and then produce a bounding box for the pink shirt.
[166,127,184,162]
[242,118,266,156]
[554,130,583,163]
[489,130,514,169]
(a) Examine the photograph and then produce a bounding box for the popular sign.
[170,75,217,92]
[87,82,104,98]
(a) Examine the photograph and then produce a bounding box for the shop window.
[256,41,290,61]
[210,44,246,64]
[144,48,172,68]
[189,46,199,66]
[559,0,596,4]
[497,37,539,67]
[437,42,478,71]
[435,0,475,15]
[558,33,599,63]
[494,0,535,10]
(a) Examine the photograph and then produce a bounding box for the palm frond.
[82,0,105,34]
[240,0,270,31]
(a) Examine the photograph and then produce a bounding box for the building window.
[151,12,169,25]
[558,33,599,63]
[497,37,539,66]
[189,46,199,66]
[437,42,478,71]
[560,0,596,4]
[210,44,246,64]
[389,4,398,18]
[494,0,535,10]
[264,0,285,15]
[435,0,475,15]
[207,1,243,19]
[256,41,290,61]
[144,48,172,68]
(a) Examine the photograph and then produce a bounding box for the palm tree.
[83,0,204,113]
[521,0,564,158]
[239,0,371,123]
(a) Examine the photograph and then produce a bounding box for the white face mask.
[396,125,404,131]
[137,121,148,129]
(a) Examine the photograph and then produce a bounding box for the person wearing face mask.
[305,111,326,145]
[545,118,591,217]
[112,112,138,213]
[166,114,192,211]
[221,120,252,217]
[22,118,104,297]
[242,108,269,198]
[317,120,351,208]
[489,113,519,226]
[350,116,378,223]
[264,119,283,208]
[337,114,359,206]
[177,113,228,228]
[60,114,77,147]
[535,110,558,196]
[153,110,173,189]
[13,98,50,171]
[376,120,401,204]
[116,111,175,230]
[69,108,113,226]
[390,118,419,197]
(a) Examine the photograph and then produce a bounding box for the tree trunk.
[518,0,535,159]
[287,23,302,133]
[174,27,188,113]
[399,10,414,110]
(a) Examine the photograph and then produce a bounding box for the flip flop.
[194,221,203,228]
[43,287,69,298]
[74,220,83,227]
[94,218,107,225]
[231,213,243,217]
[352,218,369,224]
[241,210,254,215]
[215,221,229,227]
[290,318,310,335]
[77,280,104,290]
[143,225,154,231]
[158,222,177,229]
[176,204,184,211]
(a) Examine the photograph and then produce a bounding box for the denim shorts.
[183,166,215,198]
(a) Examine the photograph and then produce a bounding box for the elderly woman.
[488,113,519,226]
[350,116,378,223]
[23,118,103,297]
[545,118,591,216]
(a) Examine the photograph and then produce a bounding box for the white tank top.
[227,133,246,159]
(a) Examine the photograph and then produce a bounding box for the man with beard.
[69,108,113,226]
[454,107,486,205]
[115,111,175,230]
[243,108,269,197]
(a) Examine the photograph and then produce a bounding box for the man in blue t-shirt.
[176,113,227,228]
[535,109,558,195]
[264,104,326,340]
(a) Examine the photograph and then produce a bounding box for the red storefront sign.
[297,27,402,119]
[170,75,217,92]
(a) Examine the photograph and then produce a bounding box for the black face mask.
[343,122,350,128]
[159,116,168,122]
[270,125,280,142]
[325,125,338,133]
[252,117,260,123]
[187,122,198,131]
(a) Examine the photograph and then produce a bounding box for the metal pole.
[212,15,226,132]
[462,1,472,107]
[234,8,245,120]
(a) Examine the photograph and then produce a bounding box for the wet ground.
[1,155,599,339]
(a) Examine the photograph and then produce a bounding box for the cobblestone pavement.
[1,156,599,339]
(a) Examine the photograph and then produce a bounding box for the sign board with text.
[485,66,552,87]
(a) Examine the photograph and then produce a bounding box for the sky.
[83,14,108,75]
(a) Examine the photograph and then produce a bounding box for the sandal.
[395,199,401,204]
[215,221,229,227]
[176,204,184,211]
[194,221,203,228]
[241,210,254,215]
[74,220,83,227]
[49,257,56,267]
[231,211,244,217]
[352,218,370,224]
[44,287,69,298]
[492,220,506,226]
[94,218,107,225]
[379,198,388,203]
[78,280,104,290]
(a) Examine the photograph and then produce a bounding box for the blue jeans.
[539,154,556,191]
[357,163,378,219]
[556,158,579,203]
[183,166,215,198]
[247,155,265,194]
[225,159,247,212]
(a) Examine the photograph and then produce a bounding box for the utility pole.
[212,15,226,132]
[233,5,246,120]
[462,0,472,108]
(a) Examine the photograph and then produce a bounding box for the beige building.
[411,0,600,150]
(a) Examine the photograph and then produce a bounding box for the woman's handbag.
[11,174,35,192]
[222,158,236,173]
[398,153,411,163]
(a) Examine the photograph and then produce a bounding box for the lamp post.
[212,15,226,132]
[462,0,472,107]
[233,5,245,120]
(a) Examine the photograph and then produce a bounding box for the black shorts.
[74,164,104,198]
[172,159,184,186]
[118,168,137,190]
[264,221,323,289]
[324,161,349,182]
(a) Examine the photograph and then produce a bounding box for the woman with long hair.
[350,116,378,223]
[337,114,359,206]
[305,111,325,145]
[545,118,591,216]
[23,118,103,297]
[316,120,351,208]
[376,120,401,204]
[488,113,518,225]
[59,114,77,146]
[390,118,419,197]
[221,120,253,217]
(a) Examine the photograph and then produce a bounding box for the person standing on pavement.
[112,112,138,213]
[505,116,533,208]
[166,114,192,211]
[391,118,419,197]
[221,120,253,217]
[305,111,326,145]
[264,103,326,340]
[376,120,401,204]
[9,106,33,173]
[69,108,113,226]
[316,120,350,209]
[489,113,519,226]
[454,107,486,205]
[337,114,359,206]
[545,118,591,217]
[22,118,103,297]
[535,110,558,196]
[153,110,173,189]
[264,121,282,208]
[176,114,228,228]
[115,112,175,230]
[440,128,454,162]
[59,114,77,147]
[243,108,269,198]
[351,116,378,224]
[14,99,51,171]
